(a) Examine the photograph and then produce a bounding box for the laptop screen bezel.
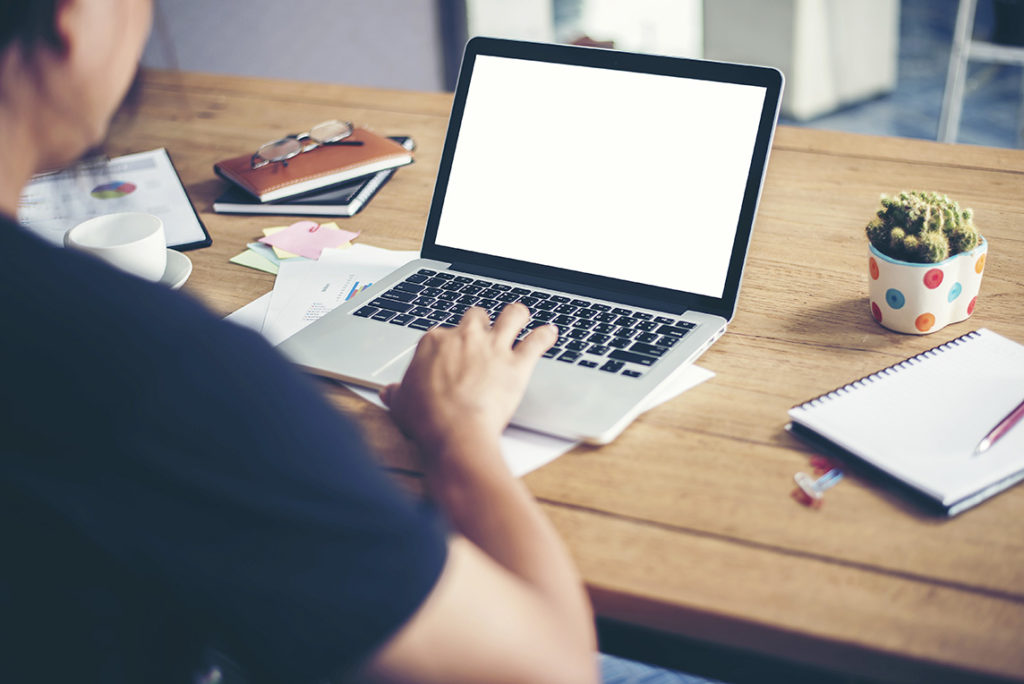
[420,37,783,319]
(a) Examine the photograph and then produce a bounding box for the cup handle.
[63,229,74,248]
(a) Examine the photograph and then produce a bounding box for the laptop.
[278,37,783,444]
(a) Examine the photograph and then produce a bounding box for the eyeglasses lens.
[310,120,352,144]
[258,138,303,163]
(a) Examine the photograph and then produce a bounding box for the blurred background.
[143,0,1024,148]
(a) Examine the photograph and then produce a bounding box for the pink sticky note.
[259,221,359,260]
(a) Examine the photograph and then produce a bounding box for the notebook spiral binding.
[794,329,982,410]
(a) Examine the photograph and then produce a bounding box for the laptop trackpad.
[370,343,418,385]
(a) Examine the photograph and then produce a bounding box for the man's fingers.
[491,303,531,340]
[515,323,558,360]
[459,306,491,328]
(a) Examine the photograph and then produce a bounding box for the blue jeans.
[600,653,725,684]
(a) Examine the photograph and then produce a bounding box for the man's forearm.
[425,429,596,652]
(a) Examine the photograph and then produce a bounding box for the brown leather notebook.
[214,127,414,202]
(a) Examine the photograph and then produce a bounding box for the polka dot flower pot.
[868,237,987,334]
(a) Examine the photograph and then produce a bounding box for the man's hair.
[0,0,62,56]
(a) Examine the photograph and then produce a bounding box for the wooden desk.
[111,70,1024,683]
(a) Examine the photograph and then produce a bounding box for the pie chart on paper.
[91,181,137,199]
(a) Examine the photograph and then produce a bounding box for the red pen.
[974,398,1024,456]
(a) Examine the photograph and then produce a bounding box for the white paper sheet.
[261,244,418,346]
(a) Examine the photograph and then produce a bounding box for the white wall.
[143,0,447,91]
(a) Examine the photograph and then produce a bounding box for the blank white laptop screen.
[433,55,768,299]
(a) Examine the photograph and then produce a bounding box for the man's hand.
[380,303,557,460]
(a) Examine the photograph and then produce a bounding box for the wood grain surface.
[107,69,1024,682]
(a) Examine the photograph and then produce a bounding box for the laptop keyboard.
[352,269,695,378]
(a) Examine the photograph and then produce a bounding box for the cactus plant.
[865,190,980,264]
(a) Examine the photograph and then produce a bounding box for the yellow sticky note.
[230,249,278,275]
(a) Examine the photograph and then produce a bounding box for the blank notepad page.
[788,329,1024,507]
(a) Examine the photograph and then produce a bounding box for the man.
[0,1,597,682]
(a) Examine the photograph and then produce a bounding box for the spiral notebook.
[787,329,1024,516]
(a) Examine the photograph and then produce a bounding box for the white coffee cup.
[64,212,167,282]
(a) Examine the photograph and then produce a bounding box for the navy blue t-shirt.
[0,218,447,683]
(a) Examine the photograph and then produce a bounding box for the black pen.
[974,397,1024,456]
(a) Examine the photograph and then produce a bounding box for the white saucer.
[161,249,193,289]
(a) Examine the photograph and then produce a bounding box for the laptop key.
[413,296,435,306]
[566,340,588,352]
[530,291,551,299]
[389,314,414,325]
[586,344,610,356]
[417,269,437,276]
[371,298,413,313]
[622,369,643,378]
[575,308,597,319]
[438,291,460,302]
[570,299,591,308]
[593,323,615,334]
[656,324,691,337]
[609,350,657,366]
[600,360,625,373]
[611,307,631,315]
[553,314,575,326]
[549,295,570,303]
[637,332,659,343]
[408,318,436,331]
[354,306,377,318]
[567,329,589,340]
[406,274,428,284]
[512,287,531,295]
[588,333,610,344]
[535,300,559,311]
[554,304,578,314]
[381,290,417,303]
[635,320,659,331]
[542,347,560,358]
[658,336,679,347]
[609,338,632,349]
[409,306,433,317]
[557,351,580,362]
[613,328,638,339]
[654,315,675,324]
[436,272,455,280]
[632,312,653,321]
[454,276,474,283]
[394,282,424,293]
[595,312,617,322]
[371,310,396,322]
[629,342,666,357]
[578,360,599,368]
[533,311,556,322]
[589,303,611,312]
[423,277,446,287]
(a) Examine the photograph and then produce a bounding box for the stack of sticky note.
[230,220,360,274]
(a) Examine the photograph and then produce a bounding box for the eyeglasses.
[250,119,363,169]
